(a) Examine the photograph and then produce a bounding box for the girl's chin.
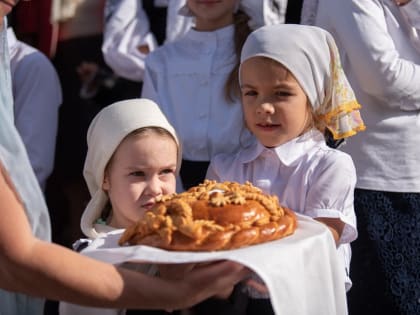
[256,132,299,148]
[261,139,291,148]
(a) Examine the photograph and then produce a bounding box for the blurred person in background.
[7,26,62,192]
[308,0,420,314]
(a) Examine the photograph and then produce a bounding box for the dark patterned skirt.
[348,189,420,315]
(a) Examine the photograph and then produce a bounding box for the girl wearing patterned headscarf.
[207,23,365,314]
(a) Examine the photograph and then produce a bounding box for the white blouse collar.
[93,223,118,236]
[240,129,326,166]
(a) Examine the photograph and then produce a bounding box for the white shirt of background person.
[7,28,62,192]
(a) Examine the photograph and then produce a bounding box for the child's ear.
[102,173,110,191]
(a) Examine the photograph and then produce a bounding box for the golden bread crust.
[119,180,297,251]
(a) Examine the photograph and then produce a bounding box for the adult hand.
[158,261,242,301]
[165,260,250,311]
[158,263,196,280]
[192,262,235,299]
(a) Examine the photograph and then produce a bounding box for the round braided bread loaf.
[118,180,297,251]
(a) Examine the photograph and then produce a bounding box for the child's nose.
[257,102,275,114]
[145,176,163,196]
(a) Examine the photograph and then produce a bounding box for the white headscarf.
[81,98,181,238]
[240,24,365,140]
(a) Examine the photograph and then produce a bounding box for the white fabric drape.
[0,19,51,315]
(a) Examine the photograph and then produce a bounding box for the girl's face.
[187,0,237,31]
[102,131,178,229]
[240,57,311,148]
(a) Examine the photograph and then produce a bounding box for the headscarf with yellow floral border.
[240,24,365,141]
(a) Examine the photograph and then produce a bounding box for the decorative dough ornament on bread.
[119,180,297,251]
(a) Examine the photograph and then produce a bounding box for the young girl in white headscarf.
[59,98,182,315]
[59,98,250,315]
[207,23,365,314]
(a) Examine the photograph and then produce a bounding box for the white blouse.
[142,25,253,161]
[207,130,357,290]
[207,130,357,244]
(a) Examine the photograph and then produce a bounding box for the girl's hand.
[314,217,344,246]
[245,277,270,294]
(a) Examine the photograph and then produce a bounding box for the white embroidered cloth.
[82,214,348,315]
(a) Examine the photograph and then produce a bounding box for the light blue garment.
[0,18,51,315]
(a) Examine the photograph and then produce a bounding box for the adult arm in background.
[317,0,420,110]
[0,163,249,310]
[10,37,62,191]
[102,0,158,82]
